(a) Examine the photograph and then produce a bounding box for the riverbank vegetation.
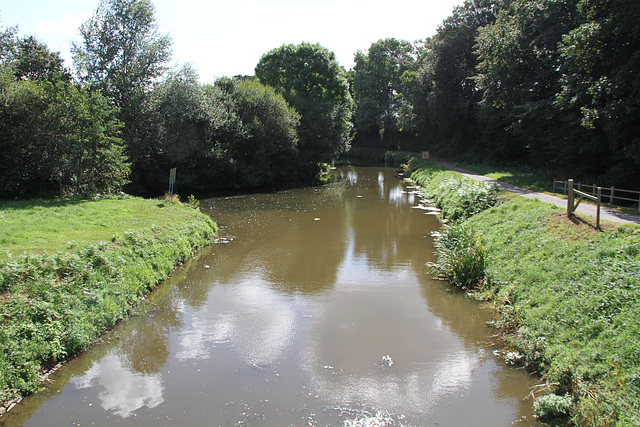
[410,160,640,426]
[0,197,217,410]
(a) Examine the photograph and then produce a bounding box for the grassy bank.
[0,196,217,410]
[410,160,640,426]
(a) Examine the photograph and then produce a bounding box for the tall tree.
[475,0,578,166]
[72,0,172,153]
[255,43,353,174]
[557,0,640,185]
[351,38,418,149]
[0,73,129,198]
[14,36,71,82]
[124,66,240,195]
[416,0,497,156]
[216,77,300,187]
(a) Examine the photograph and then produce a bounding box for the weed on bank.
[410,160,640,426]
[0,196,217,410]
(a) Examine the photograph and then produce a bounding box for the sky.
[1,0,465,82]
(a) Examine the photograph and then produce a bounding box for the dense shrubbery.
[429,224,487,289]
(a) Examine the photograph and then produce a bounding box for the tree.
[72,0,172,153]
[474,0,578,166]
[14,36,71,82]
[0,21,17,63]
[216,77,300,187]
[0,72,129,198]
[255,43,353,173]
[416,0,497,157]
[557,0,640,186]
[351,38,418,149]
[123,65,239,195]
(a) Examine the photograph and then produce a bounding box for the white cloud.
[34,11,92,37]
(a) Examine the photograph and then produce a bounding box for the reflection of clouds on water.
[177,278,296,365]
[177,313,233,360]
[302,341,478,419]
[70,354,163,418]
[388,185,413,206]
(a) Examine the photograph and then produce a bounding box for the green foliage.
[0,71,130,198]
[474,0,580,168]
[429,224,487,289]
[72,0,172,109]
[0,200,216,403]
[350,38,418,149]
[415,0,496,156]
[187,194,199,210]
[410,168,500,222]
[216,77,300,187]
[533,394,573,423]
[255,42,354,168]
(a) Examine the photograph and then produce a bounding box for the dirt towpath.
[431,159,640,226]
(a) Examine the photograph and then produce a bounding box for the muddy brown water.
[1,166,540,426]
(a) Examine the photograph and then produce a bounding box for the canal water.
[2,166,539,426]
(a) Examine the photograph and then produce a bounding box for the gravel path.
[431,159,640,226]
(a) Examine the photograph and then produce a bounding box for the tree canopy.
[0,27,129,198]
[351,38,418,149]
[255,42,354,172]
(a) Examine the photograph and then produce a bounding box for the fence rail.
[553,179,640,213]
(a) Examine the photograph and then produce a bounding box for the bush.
[533,394,573,423]
[429,224,487,289]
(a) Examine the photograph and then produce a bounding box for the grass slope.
[410,160,640,426]
[0,196,217,410]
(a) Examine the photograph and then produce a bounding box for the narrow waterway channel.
[2,166,540,426]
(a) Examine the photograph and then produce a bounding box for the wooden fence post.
[567,179,574,217]
[597,187,602,229]
[610,186,615,204]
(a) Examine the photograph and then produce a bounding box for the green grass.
[0,196,204,259]
[0,196,217,410]
[410,161,640,426]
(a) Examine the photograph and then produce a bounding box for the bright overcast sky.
[1,0,464,83]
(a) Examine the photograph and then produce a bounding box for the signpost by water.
[168,167,177,199]
[421,151,430,160]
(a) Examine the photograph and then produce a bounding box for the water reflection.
[70,354,164,418]
[346,169,358,184]
[177,279,295,365]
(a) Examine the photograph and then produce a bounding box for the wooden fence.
[553,179,640,214]
[564,179,602,228]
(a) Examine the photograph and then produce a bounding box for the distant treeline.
[1,0,638,199]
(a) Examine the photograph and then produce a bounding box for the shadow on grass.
[0,198,92,211]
